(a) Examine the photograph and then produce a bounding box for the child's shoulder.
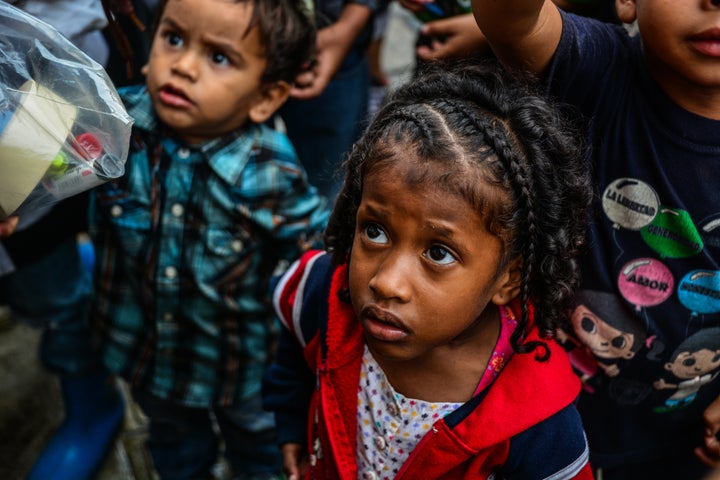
[273,250,336,345]
[248,117,300,162]
[117,84,148,107]
[117,84,156,132]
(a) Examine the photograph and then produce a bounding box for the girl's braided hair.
[325,60,592,359]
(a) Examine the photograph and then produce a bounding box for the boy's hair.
[325,60,592,359]
[151,0,316,84]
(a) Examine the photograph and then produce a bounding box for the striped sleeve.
[272,249,333,347]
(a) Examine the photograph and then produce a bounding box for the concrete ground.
[0,5,418,480]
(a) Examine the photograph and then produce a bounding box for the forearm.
[471,0,562,73]
[320,3,372,54]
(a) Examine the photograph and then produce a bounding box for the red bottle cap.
[73,132,103,160]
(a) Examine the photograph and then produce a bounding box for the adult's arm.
[290,3,373,99]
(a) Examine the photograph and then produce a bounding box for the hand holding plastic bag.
[0,1,133,219]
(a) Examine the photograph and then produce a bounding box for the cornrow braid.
[459,107,547,358]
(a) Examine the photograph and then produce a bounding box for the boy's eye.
[165,32,183,47]
[425,245,456,265]
[364,223,388,244]
[211,51,230,66]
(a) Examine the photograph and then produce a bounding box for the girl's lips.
[361,306,409,342]
[158,85,193,108]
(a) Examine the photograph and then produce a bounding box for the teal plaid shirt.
[89,86,328,407]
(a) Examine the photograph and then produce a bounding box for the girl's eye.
[364,223,388,244]
[211,51,230,66]
[425,245,456,265]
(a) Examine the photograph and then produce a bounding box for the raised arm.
[471,0,563,74]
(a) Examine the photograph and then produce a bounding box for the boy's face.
[617,0,720,114]
[145,0,288,144]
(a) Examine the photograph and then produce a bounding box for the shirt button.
[230,239,244,252]
[110,205,123,217]
[163,312,174,322]
[361,472,377,480]
[178,148,190,159]
[171,203,184,217]
[387,403,398,416]
[165,266,178,279]
[374,435,386,450]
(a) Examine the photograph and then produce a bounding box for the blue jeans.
[0,236,98,375]
[279,53,370,201]
[135,389,282,480]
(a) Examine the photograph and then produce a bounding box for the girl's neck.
[370,307,501,404]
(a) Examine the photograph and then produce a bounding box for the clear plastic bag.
[0,1,133,219]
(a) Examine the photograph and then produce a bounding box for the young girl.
[263,61,594,480]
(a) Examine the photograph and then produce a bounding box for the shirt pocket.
[96,186,152,264]
[198,225,256,288]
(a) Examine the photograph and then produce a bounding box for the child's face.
[618,0,720,111]
[348,156,521,364]
[145,0,286,144]
[571,304,636,360]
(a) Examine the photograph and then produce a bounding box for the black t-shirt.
[547,11,720,467]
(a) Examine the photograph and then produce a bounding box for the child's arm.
[471,0,563,74]
[262,329,314,479]
[281,442,307,480]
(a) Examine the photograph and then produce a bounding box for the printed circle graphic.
[640,207,703,259]
[678,270,720,315]
[618,258,674,310]
[602,178,659,230]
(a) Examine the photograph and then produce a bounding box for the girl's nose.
[368,254,412,302]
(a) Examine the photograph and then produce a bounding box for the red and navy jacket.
[263,250,594,480]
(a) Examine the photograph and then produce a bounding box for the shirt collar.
[122,85,260,185]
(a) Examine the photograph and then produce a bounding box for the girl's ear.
[491,257,522,306]
[248,81,291,124]
[615,0,638,24]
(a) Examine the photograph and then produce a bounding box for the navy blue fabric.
[502,404,588,480]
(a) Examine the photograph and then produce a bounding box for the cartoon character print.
[653,327,720,413]
[566,290,647,378]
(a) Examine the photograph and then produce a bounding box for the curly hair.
[150,0,315,84]
[325,60,592,360]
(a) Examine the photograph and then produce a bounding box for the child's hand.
[0,216,19,237]
[696,395,720,467]
[417,14,490,61]
[281,442,307,480]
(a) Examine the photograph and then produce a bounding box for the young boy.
[88,0,327,478]
[472,0,720,478]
